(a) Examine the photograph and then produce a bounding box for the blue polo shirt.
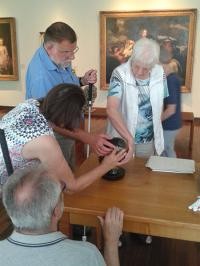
[26,46,80,99]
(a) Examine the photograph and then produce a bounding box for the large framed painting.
[100,9,197,92]
[0,17,18,81]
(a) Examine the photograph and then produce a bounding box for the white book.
[146,156,195,174]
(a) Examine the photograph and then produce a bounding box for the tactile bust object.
[100,137,127,181]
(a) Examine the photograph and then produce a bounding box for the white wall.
[0,0,200,116]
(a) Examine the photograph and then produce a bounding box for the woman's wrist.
[127,137,134,147]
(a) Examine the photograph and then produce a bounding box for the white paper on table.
[146,156,195,174]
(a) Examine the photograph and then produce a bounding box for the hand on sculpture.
[119,141,134,164]
[89,133,115,156]
[101,148,127,170]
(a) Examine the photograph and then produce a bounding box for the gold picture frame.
[100,9,197,92]
[0,17,18,80]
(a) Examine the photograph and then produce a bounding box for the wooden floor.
[1,113,200,265]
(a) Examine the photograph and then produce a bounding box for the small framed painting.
[0,17,18,81]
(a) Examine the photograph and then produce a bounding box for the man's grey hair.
[130,37,160,68]
[2,165,61,232]
[44,22,77,44]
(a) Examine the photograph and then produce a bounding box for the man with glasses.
[26,22,96,99]
[26,22,114,168]
[1,165,123,266]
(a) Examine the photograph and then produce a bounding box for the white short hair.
[2,165,61,231]
[131,38,160,68]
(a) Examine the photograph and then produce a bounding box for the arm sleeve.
[26,76,50,99]
[107,72,122,98]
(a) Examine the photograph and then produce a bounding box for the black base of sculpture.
[102,167,125,181]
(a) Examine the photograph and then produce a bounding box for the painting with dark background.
[100,10,197,92]
[0,22,13,75]
[0,17,18,80]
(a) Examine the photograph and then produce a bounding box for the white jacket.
[107,60,165,155]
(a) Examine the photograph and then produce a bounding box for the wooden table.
[59,155,200,245]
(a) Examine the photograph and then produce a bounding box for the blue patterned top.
[108,74,168,144]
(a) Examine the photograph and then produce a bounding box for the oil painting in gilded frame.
[0,17,18,81]
[100,9,197,92]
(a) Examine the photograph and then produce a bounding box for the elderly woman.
[106,37,168,162]
[0,83,126,194]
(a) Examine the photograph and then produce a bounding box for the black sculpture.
[99,137,127,181]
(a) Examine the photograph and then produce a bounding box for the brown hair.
[44,22,77,44]
[40,83,85,130]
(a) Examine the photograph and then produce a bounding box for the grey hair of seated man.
[130,37,160,69]
[2,165,62,232]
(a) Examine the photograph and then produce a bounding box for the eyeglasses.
[63,46,79,55]
[72,47,79,54]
